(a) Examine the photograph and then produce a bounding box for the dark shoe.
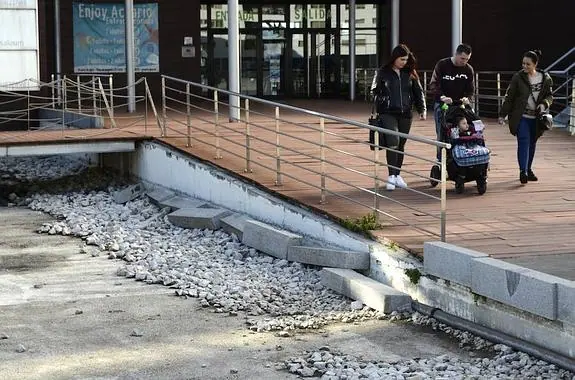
[527,170,538,182]
[520,171,528,184]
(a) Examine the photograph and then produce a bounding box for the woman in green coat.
[499,50,553,184]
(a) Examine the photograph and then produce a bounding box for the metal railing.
[356,68,574,131]
[0,75,162,140]
[160,75,451,241]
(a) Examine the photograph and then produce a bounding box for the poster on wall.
[73,2,159,73]
[0,0,40,91]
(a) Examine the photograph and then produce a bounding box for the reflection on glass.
[290,5,304,28]
[210,5,259,28]
[262,5,285,21]
[212,33,228,90]
[263,41,285,96]
[291,33,306,96]
[307,4,327,28]
[241,34,258,95]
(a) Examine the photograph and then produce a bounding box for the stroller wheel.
[430,165,441,187]
[455,179,465,194]
[477,178,487,195]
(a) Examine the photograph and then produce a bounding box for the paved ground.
[0,207,484,380]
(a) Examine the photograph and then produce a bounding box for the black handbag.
[368,101,386,151]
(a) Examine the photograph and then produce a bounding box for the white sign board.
[0,0,40,91]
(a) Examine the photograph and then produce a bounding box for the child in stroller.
[430,103,490,195]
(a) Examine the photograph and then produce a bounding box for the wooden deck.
[2,100,575,275]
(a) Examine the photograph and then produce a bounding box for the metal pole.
[440,147,447,242]
[186,83,192,147]
[320,117,326,204]
[474,72,479,115]
[275,106,282,185]
[125,0,136,112]
[109,75,114,118]
[214,90,222,159]
[228,0,240,121]
[54,0,62,105]
[391,0,399,48]
[51,74,55,109]
[76,76,81,111]
[161,77,167,136]
[373,131,380,223]
[349,0,356,101]
[496,73,501,114]
[244,99,251,172]
[452,0,462,54]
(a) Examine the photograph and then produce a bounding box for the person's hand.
[420,111,427,121]
[461,97,470,105]
[498,117,506,125]
[440,96,453,104]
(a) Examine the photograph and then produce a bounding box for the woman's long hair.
[384,44,419,80]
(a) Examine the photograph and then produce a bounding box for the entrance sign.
[0,0,40,91]
[73,2,159,73]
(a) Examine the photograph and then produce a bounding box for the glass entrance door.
[240,33,258,95]
[263,40,285,96]
[310,31,340,97]
[287,31,340,98]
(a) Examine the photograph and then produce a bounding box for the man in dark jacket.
[429,44,475,160]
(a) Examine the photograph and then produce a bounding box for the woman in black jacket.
[371,44,426,191]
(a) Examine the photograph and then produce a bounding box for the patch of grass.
[339,212,382,236]
[404,268,422,285]
[473,293,487,304]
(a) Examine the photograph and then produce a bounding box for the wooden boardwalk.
[2,99,575,278]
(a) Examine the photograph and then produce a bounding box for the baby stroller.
[430,103,490,195]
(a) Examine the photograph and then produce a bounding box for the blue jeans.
[433,102,443,161]
[516,117,537,172]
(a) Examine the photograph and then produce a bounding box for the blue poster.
[73,2,159,73]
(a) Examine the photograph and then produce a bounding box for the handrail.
[545,47,575,73]
[162,75,449,149]
[161,74,453,242]
[549,62,575,76]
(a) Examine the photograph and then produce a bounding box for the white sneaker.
[395,175,408,188]
[386,175,396,191]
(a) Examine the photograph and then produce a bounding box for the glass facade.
[200,3,383,98]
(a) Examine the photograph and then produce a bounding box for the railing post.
[109,75,114,118]
[373,131,380,222]
[440,146,447,242]
[275,106,282,185]
[161,76,167,137]
[62,75,67,134]
[51,74,55,109]
[496,72,501,115]
[320,117,326,204]
[27,88,30,130]
[186,83,192,147]
[76,75,81,111]
[364,69,368,101]
[92,76,97,116]
[474,72,480,115]
[244,98,251,172]
[62,75,67,112]
[214,90,222,159]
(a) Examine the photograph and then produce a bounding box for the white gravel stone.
[4,155,574,379]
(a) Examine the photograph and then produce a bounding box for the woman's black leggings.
[379,113,413,176]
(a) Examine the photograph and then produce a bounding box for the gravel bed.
[1,155,573,379]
